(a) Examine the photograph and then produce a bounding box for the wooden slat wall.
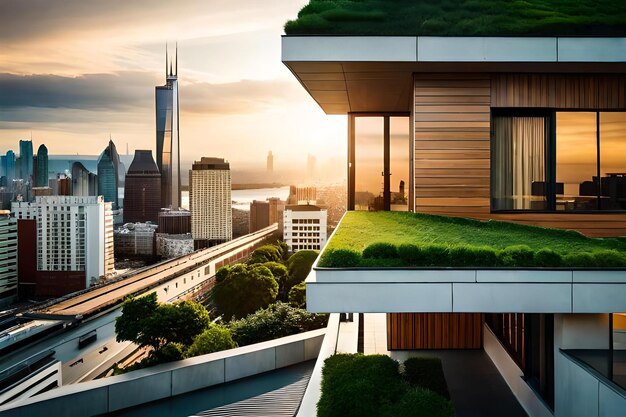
[415,74,491,213]
[414,73,626,237]
[387,313,482,350]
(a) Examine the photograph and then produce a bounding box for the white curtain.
[493,117,546,210]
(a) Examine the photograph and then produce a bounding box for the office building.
[97,140,120,210]
[288,185,317,205]
[0,211,18,306]
[123,150,161,224]
[35,144,48,187]
[32,187,53,197]
[189,157,231,247]
[267,151,274,173]
[13,196,114,294]
[155,233,193,259]
[72,162,97,196]
[5,151,15,188]
[283,204,327,252]
[114,223,157,257]
[156,45,181,209]
[56,174,71,196]
[18,140,33,182]
[157,208,191,234]
[249,197,285,233]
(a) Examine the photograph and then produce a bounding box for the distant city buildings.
[158,208,191,234]
[123,150,161,224]
[288,185,317,205]
[156,233,193,259]
[267,151,274,174]
[156,45,181,209]
[0,210,18,306]
[13,196,114,295]
[114,222,157,257]
[283,204,327,252]
[18,140,33,183]
[189,157,232,248]
[249,197,285,233]
[35,144,48,187]
[97,140,120,210]
[71,162,98,196]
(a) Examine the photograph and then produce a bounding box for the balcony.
[306,211,626,313]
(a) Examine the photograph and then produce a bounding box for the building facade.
[189,157,232,247]
[12,196,114,290]
[71,162,97,197]
[18,140,33,182]
[0,211,18,306]
[114,223,157,257]
[156,46,181,210]
[97,140,120,210]
[249,197,285,233]
[123,150,161,224]
[157,208,191,234]
[35,144,48,187]
[283,204,327,252]
[155,233,193,259]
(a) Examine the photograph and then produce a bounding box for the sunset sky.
[0,0,346,175]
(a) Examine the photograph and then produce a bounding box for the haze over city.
[0,0,347,180]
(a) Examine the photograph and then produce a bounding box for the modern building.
[97,140,120,210]
[267,151,274,173]
[283,19,626,417]
[156,45,181,210]
[287,185,317,205]
[250,197,285,233]
[114,223,157,257]
[71,162,98,197]
[155,233,193,259]
[123,150,161,224]
[35,144,48,187]
[56,174,71,196]
[157,208,191,234]
[0,210,18,306]
[31,187,52,197]
[5,151,15,189]
[18,140,33,182]
[189,157,232,247]
[13,196,114,294]
[283,204,327,252]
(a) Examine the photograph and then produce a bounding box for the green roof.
[285,0,626,37]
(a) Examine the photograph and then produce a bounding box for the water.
[181,186,290,211]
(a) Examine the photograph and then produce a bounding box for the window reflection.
[600,113,626,210]
[354,117,384,211]
[390,117,409,211]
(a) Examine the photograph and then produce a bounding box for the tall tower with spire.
[155,42,181,209]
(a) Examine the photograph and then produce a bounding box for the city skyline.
[0,0,346,174]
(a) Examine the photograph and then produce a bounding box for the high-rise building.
[306,153,316,179]
[157,208,191,234]
[18,140,33,182]
[71,162,98,196]
[189,157,232,247]
[249,197,285,233]
[12,196,114,291]
[288,185,317,205]
[5,150,16,188]
[156,45,181,209]
[123,150,161,224]
[267,151,274,173]
[56,174,71,196]
[35,144,48,187]
[283,204,327,253]
[0,210,18,306]
[97,140,120,210]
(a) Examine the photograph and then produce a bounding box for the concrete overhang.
[306,267,626,314]
[282,36,626,114]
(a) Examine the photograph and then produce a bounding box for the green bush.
[319,248,361,267]
[563,252,598,267]
[402,357,450,399]
[398,243,424,265]
[381,387,454,417]
[262,261,290,300]
[288,281,306,308]
[363,242,398,259]
[229,302,327,346]
[286,250,319,292]
[592,250,626,267]
[448,246,497,267]
[247,244,283,264]
[422,244,449,266]
[534,248,563,267]
[185,325,237,358]
[498,245,535,267]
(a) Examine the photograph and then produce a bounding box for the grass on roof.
[318,211,626,268]
[285,0,626,37]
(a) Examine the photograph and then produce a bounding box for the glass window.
[390,117,409,211]
[355,117,384,211]
[600,113,626,210]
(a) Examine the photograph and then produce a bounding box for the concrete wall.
[0,329,325,417]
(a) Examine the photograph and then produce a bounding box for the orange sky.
[0,0,346,175]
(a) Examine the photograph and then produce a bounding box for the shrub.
[591,250,626,267]
[534,248,563,267]
[421,244,449,266]
[397,243,424,266]
[229,302,327,346]
[286,250,319,292]
[318,354,406,417]
[381,387,454,417]
[185,325,237,358]
[319,248,361,267]
[498,245,535,267]
[563,252,598,267]
[402,357,450,399]
[363,242,398,259]
[262,261,290,300]
[154,342,185,362]
[448,246,497,267]
[288,281,306,308]
[247,244,283,264]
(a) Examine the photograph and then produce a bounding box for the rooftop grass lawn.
[318,211,626,268]
[285,0,626,37]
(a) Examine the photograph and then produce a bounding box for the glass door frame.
[348,112,411,211]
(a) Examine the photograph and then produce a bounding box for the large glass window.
[354,117,384,211]
[492,111,626,212]
[390,117,409,211]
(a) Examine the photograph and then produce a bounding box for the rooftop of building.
[192,157,230,171]
[127,150,160,175]
[284,0,626,36]
[285,204,324,211]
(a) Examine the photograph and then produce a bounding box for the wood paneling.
[387,313,483,350]
[414,73,626,237]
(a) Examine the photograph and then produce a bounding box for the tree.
[211,263,278,319]
[115,292,159,347]
[288,281,306,308]
[247,244,283,264]
[185,325,237,357]
[262,261,290,300]
[286,250,319,293]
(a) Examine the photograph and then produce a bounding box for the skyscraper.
[267,151,274,173]
[156,44,181,209]
[72,162,97,196]
[18,140,33,182]
[0,210,18,305]
[189,157,232,248]
[124,150,161,223]
[5,151,16,188]
[97,140,120,210]
[35,144,48,187]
